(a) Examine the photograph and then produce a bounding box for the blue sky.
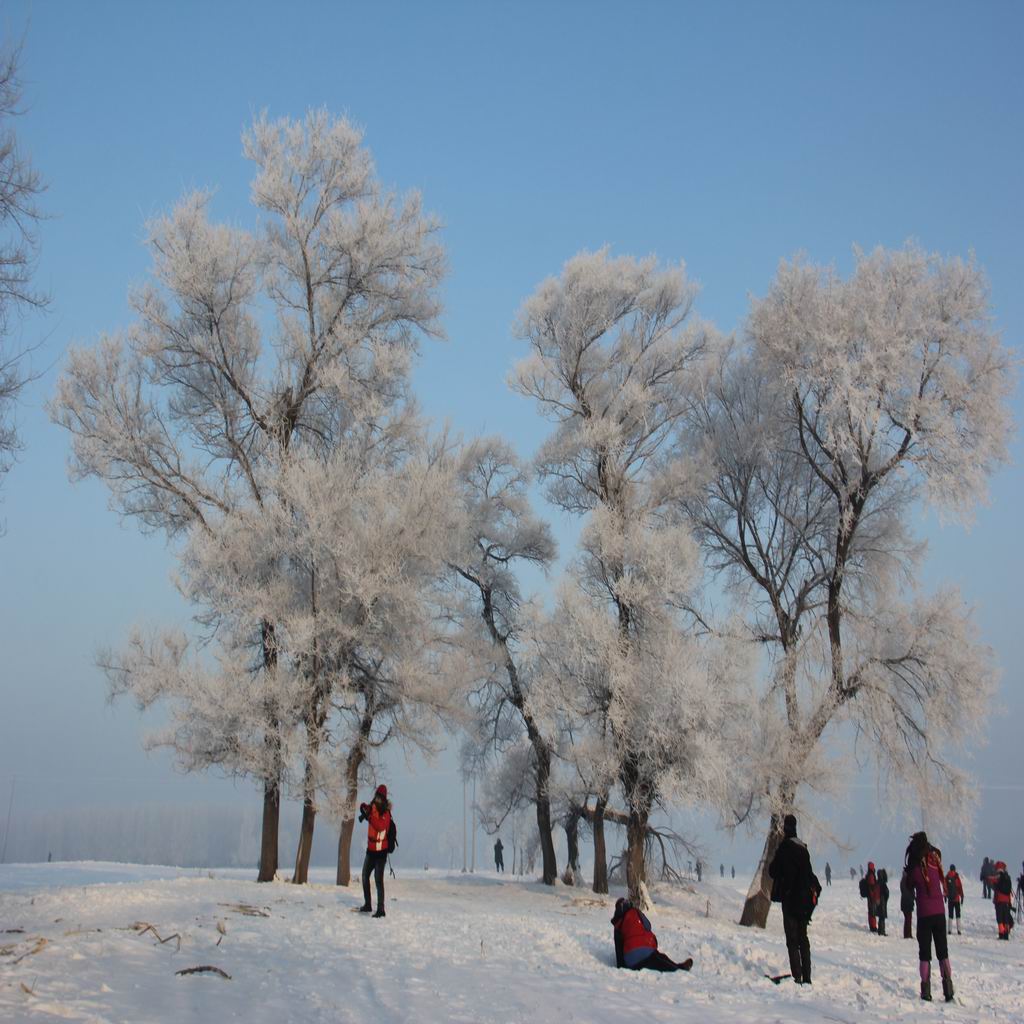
[0,0,1021,873]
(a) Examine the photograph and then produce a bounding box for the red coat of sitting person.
[611,898,693,973]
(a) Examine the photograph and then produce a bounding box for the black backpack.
[859,877,869,899]
[997,871,1011,896]
[386,818,398,854]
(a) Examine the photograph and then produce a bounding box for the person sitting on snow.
[611,897,693,972]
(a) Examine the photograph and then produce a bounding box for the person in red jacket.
[945,864,964,936]
[861,862,881,933]
[986,861,1014,940]
[611,898,693,972]
[358,784,392,918]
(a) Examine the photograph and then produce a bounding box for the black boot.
[373,908,386,918]
[942,976,954,1003]
[359,904,372,913]
[921,980,932,1001]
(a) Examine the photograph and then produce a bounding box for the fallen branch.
[176,965,231,980]
[3,928,25,934]
[20,981,34,996]
[10,938,47,965]
[218,903,269,918]
[133,923,181,952]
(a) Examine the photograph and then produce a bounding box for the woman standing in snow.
[906,832,954,1002]
[358,784,392,918]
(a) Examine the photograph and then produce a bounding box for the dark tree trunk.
[563,808,581,885]
[292,790,316,884]
[336,743,364,886]
[591,794,609,894]
[739,813,784,928]
[257,620,281,883]
[257,777,280,882]
[534,744,558,885]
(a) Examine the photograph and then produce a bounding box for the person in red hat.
[945,864,964,936]
[358,784,392,918]
[860,862,881,933]
[986,860,1014,939]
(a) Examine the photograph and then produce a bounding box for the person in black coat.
[900,867,916,939]
[768,814,821,986]
[877,868,890,936]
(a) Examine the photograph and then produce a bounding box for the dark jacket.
[900,869,915,914]
[768,836,815,920]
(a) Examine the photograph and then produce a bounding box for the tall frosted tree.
[51,110,445,880]
[447,437,560,883]
[0,39,46,487]
[512,248,746,904]
[687,246,1014,927]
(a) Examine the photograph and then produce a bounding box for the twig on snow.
[175,965,231,980]
[133,923,181,952]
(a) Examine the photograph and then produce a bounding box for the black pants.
[917,914,948,962]
[783,910,811,983]
[495,855,504,872]
[634,950,685,972]
[362,850,387,910]
[948,901,961,920]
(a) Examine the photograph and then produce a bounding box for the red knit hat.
[995,860,1006,871]
[375,784,388,798]
[868,861,875,871]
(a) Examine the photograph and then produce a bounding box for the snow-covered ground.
[1,862,1021,1023]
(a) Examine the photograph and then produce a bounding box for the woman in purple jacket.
[906,831,954,1003]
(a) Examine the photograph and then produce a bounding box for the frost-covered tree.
[0,39,46,486]
[51,110,445,880]
[512,248,747,904]
[687,246,1014,927]
[447,438,561,883]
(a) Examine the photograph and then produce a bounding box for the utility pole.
[1,775,15,864]
[461,774,467,873]
[470,773,476,873]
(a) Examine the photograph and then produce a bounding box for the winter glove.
[358,803,369,822]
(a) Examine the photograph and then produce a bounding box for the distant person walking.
[986,860,1014,940]
[945,864,964,935]
[731,865,735,879]
[720,863,725,878]
[981,856,993,899]
[907,831,954,1002]
[850,866,857,882]
[358,784,392,918]
[825,862,832,887]
[900,865,916,939]
[768,814,822,986]
[494,838,504,872]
